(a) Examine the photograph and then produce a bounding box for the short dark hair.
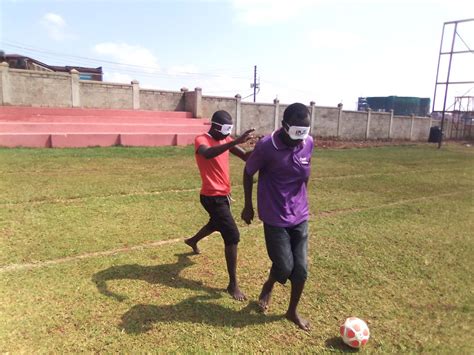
[211,110,232,124]
[283,103,310,123]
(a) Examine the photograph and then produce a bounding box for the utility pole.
[250,65,260,102]
[253,65,257,102]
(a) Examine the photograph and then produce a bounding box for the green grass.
[0,143,473,353]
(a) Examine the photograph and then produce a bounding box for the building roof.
[4,53,102,74]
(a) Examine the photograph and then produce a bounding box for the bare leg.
[258,274,277,313]
[185,224,214,254]
[285,280,310,331]
[225,244,246,301]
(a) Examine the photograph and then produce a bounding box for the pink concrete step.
[51,134,121,148]
[0,106,194,118]
[0,134,52,148]
[121,133,196,147]
[0,122,209,133]
[0,106,210,148]
[0,133,199,148]
[0,115,210,124]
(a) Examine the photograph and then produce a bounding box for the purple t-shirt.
[245,129,314,227]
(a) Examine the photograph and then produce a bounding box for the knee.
[289,261,308,282]
[223,230,240,246]
[272,259,294,284]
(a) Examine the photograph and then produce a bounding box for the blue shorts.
[263,220,308,284]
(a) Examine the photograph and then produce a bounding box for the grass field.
[0,143,473,353]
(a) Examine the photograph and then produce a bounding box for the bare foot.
[227,284,247,301]
[258,283,273,313]
[184,238,200,254]
[285,311,310,331]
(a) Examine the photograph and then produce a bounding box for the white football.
[340,317,370,348]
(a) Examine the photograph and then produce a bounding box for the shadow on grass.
[93,252,282,331]
[325,337,360,352]
[92,252,221,302]
[119,298,283,333]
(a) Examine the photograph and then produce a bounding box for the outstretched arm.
[198,129,255,159]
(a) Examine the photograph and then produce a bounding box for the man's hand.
[241,205,254,225]
[234,129,255,145]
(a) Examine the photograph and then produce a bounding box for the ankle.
[228,280,238,288]
[286,308,298,316]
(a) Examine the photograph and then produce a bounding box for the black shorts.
[200,195,240,246]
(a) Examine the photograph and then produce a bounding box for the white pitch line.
[1,167,470,207]
[0,238,182,273]
[0,190,467,274]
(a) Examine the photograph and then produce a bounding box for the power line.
[0,40,250,79]
[1,40,316,102]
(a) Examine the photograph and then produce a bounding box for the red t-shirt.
[195,134,233,196]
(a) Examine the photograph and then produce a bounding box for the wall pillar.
[235,94,242,135]
[70,69,81,108]
[337,103,343,137]
[180,87,189,115]
[131,80,140,110]
[273,98,280,131]
[310,101,316,136]
[366,108,372,140]
[410,114,415,141]
[0,62,11,105]
[388,109,394,139]
[194,87,202,118]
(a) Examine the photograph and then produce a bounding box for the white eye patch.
[285,125,310,140]
[212,122,233,135]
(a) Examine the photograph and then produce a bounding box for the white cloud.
[201,75,249,96]
[232,0,314,26]
[308,30,366,49]
[103,72,133,84]
[41,13,75,41]
[166,64,200,76]
[93,42,160,73]
[43,13,65,27]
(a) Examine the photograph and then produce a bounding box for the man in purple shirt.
[241,103,313,331]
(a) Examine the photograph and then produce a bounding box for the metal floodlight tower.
[432,18,474,148]
[452,95,474,138]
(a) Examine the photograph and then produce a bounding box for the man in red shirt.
[185,110,254,301]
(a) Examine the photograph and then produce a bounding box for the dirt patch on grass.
[312,138,416,149]
[241,136,418,150]
[240,136,473,150]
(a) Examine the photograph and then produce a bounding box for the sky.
[0,0,473,110]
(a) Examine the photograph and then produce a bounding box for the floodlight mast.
[432,18,474,149]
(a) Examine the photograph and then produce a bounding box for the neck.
[278,128,297,147]
[208,129,225,141]
[278,128,305,148]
